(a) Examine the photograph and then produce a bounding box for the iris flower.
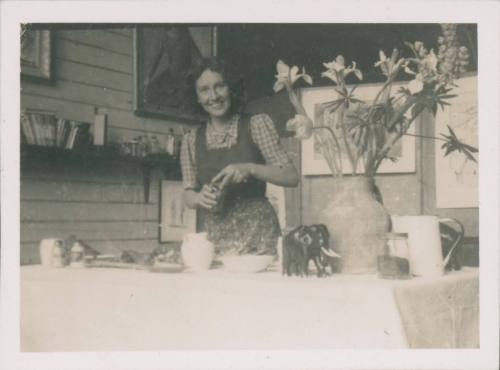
[273,60,312,93]
[374,49,405,78]
[322,55,362,84]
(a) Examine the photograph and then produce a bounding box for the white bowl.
[220,255,275,273]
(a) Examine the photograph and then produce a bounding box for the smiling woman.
[180,58,299,256]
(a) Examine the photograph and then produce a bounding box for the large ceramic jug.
[320,177,390,274]
[181,232,215,271]
[391,216,463,277]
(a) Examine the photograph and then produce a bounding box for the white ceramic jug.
[181,232,215,271]
[391,216,461,278]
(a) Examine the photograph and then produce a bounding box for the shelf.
[21,144,181,203]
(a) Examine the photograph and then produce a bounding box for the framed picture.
[435,74,478,208]
[300,83,416,175]
[133,24,216,122]
[159,180,196,242]
[21,28,52,82]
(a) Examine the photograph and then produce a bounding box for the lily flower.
[273,60,312,93]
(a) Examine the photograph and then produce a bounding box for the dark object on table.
[282,224,340,277]
[62,235,100,262]
[439,218,465,271]
[145,244,183,265]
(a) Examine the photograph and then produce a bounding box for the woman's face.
[195,69,231,119]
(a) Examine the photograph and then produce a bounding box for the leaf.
[348,98,364,104]
[447,125,458,139]
[334,87,347,97]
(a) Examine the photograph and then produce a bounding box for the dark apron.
[195,114,281,255]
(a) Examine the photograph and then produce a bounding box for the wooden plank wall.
[20,28,187,264]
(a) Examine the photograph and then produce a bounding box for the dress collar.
[206,114,239,144]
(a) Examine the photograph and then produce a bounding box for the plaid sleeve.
[250,113,292,167]
[180,130,200,190]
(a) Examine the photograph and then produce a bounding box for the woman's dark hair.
[183,57,246,117]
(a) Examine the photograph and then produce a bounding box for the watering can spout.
[439,218,465,270]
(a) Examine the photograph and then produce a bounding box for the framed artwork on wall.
[159,180,196,242]
[133,24,216,122]
[21,28,52,83]
[300,83,416,176]
[434,74,478,208]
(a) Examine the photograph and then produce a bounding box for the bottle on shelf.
[149,136,160,154]
[165,129,175,156]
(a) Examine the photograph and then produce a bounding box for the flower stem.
[402,132,448,142]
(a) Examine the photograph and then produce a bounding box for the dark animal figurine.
[282,224,341,277]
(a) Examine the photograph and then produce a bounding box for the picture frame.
[300,83,416,175]
[21,29,52,83]
[159,180,197,242]
[133,24,216,122]
[435,74,478,208]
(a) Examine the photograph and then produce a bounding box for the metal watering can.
[391,216,464,277]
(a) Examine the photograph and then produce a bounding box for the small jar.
[149,136,160,154]
[377,232,411,279]
[70,241,86,268]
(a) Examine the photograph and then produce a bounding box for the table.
[20,265,479,351]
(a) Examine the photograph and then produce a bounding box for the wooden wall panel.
[55,38,132,73]
[58,30,132,56]
[21,179,145,204]
[21,201,157,222]
[56,60,131,92]
[22,80,133,111]
[20,28,178,264]
[21,221,158,244]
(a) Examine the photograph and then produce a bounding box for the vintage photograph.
[1,2,499,369]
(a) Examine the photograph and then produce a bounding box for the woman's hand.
[211,163,254,189]
[195,184,219,210]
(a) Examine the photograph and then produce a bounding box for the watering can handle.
[439,218,465,269]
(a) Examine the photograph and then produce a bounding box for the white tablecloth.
[20,265,479,351]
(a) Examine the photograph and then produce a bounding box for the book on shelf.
[20,111,91,149]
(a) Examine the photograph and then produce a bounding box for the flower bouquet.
[273,24,477,273]
[274,24,477,178]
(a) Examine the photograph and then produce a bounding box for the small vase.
[321,176,390,274]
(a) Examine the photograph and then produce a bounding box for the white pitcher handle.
[439,218,465,268]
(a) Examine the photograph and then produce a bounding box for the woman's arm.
[250,162,299,187]
[211,162,298,189]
